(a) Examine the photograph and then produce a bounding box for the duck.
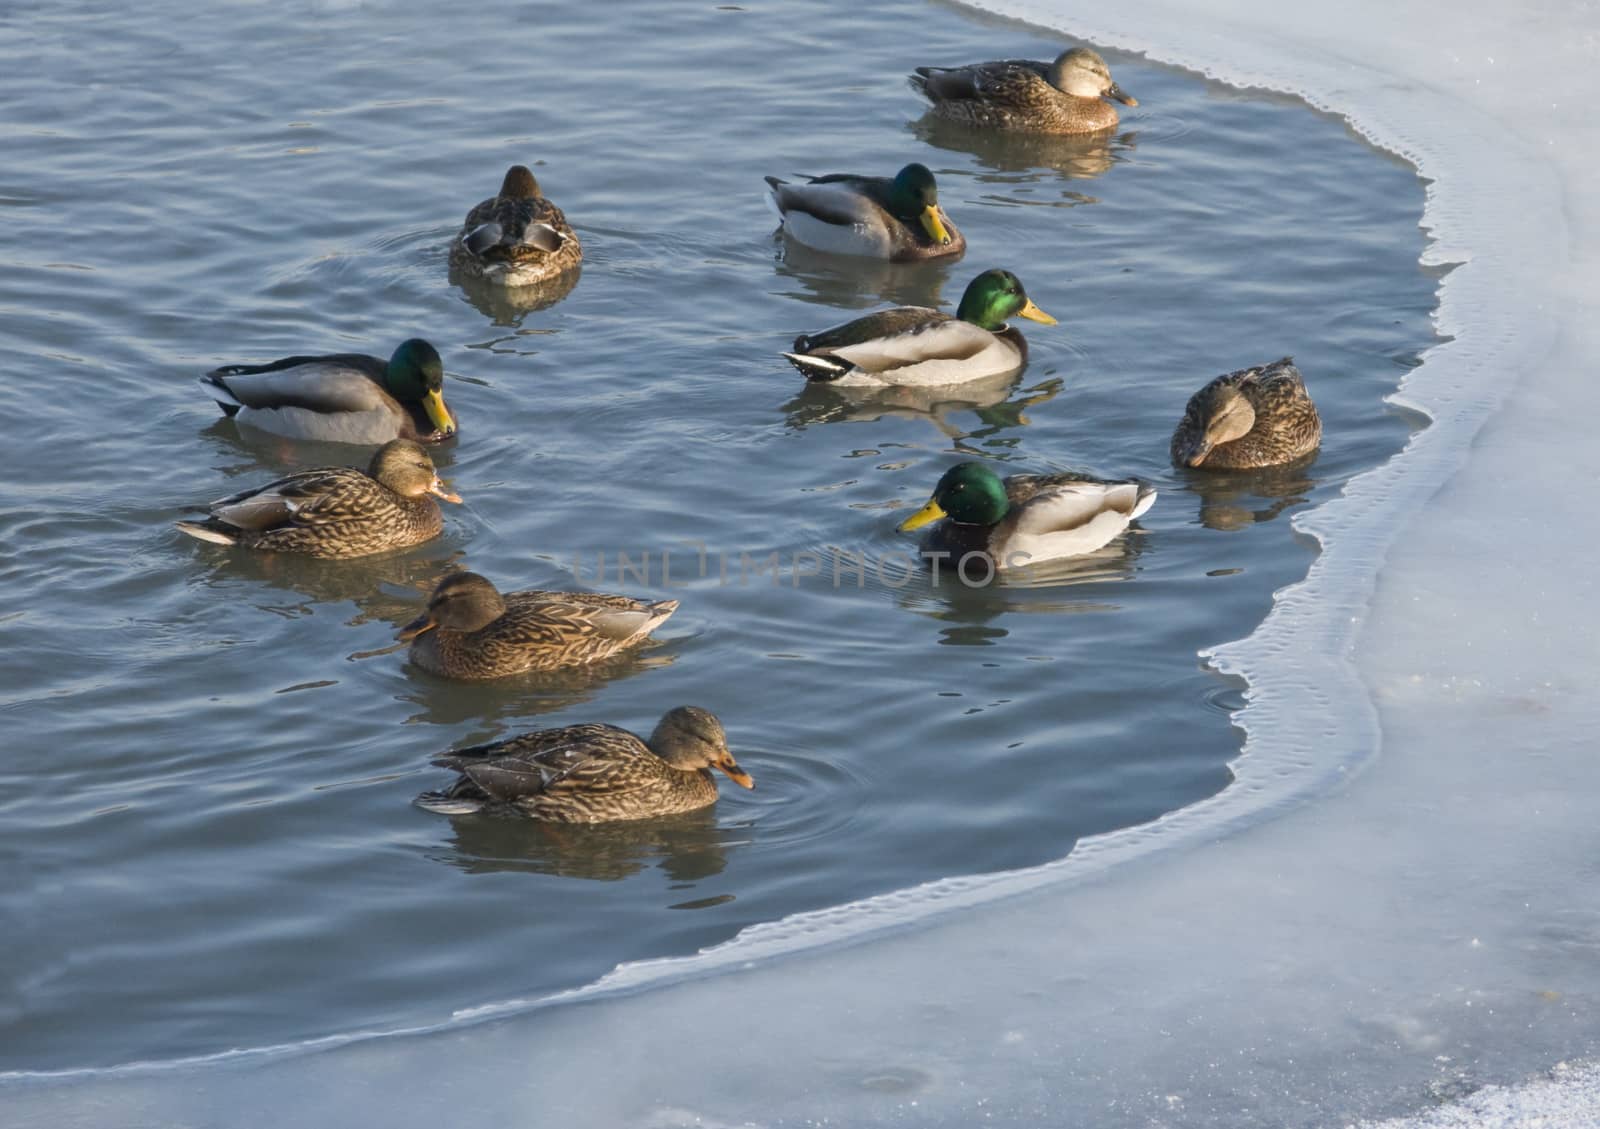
[764,162,964,262]
[783,269,1056,387]
[200,338,457,446]
[911,46,1137,135]
[898,460,1155,569]
[175,439,461,559]
[396,571,679,680]
[1170,357,1323,470]
[415,706,754,823]
[448,164,582,287]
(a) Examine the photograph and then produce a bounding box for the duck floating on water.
[175,439,461,559]
[397,571,678,680]
[416,706,753,823]
[899,460,1155,569]
[1170,358,1323,470]
[200,338,457,446]
[911,47,1137,135]
[765,162,964,262]
[784,269,1055,388]
[449,164,582,288]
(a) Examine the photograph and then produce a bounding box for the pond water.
[0,0,1432,1069]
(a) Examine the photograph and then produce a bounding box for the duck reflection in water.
[772,237,956,313]
[783,372,1060,438]
[433,805,731,884]
[397,647,678,731]
[451,263,581,327]
[909,113,1134,182]
[1179,458,1319,531]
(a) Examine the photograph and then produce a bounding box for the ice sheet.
[8,0,1600,1125]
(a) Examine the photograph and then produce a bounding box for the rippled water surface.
[0,0,1432,1068]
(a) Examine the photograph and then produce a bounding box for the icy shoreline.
[10,0,1600,1124]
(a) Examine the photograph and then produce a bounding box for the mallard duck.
[448,164,582,287]
[764,162,965,262]
[200,338,457,446]
[911,47,1137,135]
[1171,358,1322,470]
[415,706,754,823]
[175,439,461,559]
[899,460,1155,568]
[396,571,679,680]
[783,269,1055,387]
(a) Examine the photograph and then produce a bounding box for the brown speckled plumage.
[449,164,582,287]
[398,571,678,680]
[175,439,458,559]
[416,706,753,824]
[911,47,1136,135]
[1171,358,1323,470]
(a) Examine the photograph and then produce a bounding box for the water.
[0,0,1432,1070]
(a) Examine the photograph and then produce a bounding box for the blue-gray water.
[0,0,1430,1069]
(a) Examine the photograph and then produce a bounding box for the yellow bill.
[920,204,951,245]
[898,498,947,532]
[424,388,457,436]
[1017,298,1058,325]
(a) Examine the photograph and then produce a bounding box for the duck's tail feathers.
[175,519,238,546]
[647,599,680,625]
[198,373,244,417]
[1130,483,1158,520]
[519,222,565,253]
[908,69,933,96]
[783,351,854,383]
[462,221,504,257]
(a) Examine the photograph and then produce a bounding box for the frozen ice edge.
[9,0,1597,1124]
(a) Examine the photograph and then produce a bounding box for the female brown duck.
[1171,358,1322,470]
[396,571,678,679]
[175,439,461,558]
[911,47,1137,135]
[415,706,753,823]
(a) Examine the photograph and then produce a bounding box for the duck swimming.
[783,269,1056,387]
[911,46,1137,135]
[175,439,461,559]
[449,164,582,288]
[396,571,678,680]
[1170,358,1322,470]
[200,338,457,446]
[899,461,1155,569]
[764,162,964,262]
[415,706,753,823]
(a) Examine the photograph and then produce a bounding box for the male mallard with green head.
[416,706,753,823]
[899,461,1155,568]
[784,268,1056,387]
[912,46,1137,135]
[201,338,457,446]
[396,571,678,680]
[1171,358,1322,470]
[175,439,461,559]
[764,162,964,261]
[449,164,582,287]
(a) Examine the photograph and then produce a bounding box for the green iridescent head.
[385,338,456,438]
[885,163,952,245]
[899,461,1011,531]
[953,269,1058,332]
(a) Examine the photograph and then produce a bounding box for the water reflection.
[196,417,464,473]
[783,374,1061,440]
[186,538,467,628]
[772,238,956,312]
[432,806,731,883]
[892,531,1149,636]
[1178,459,1319,531]
[910,113,1134,181]
[450,263,582,326]
[397,648,678,734]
